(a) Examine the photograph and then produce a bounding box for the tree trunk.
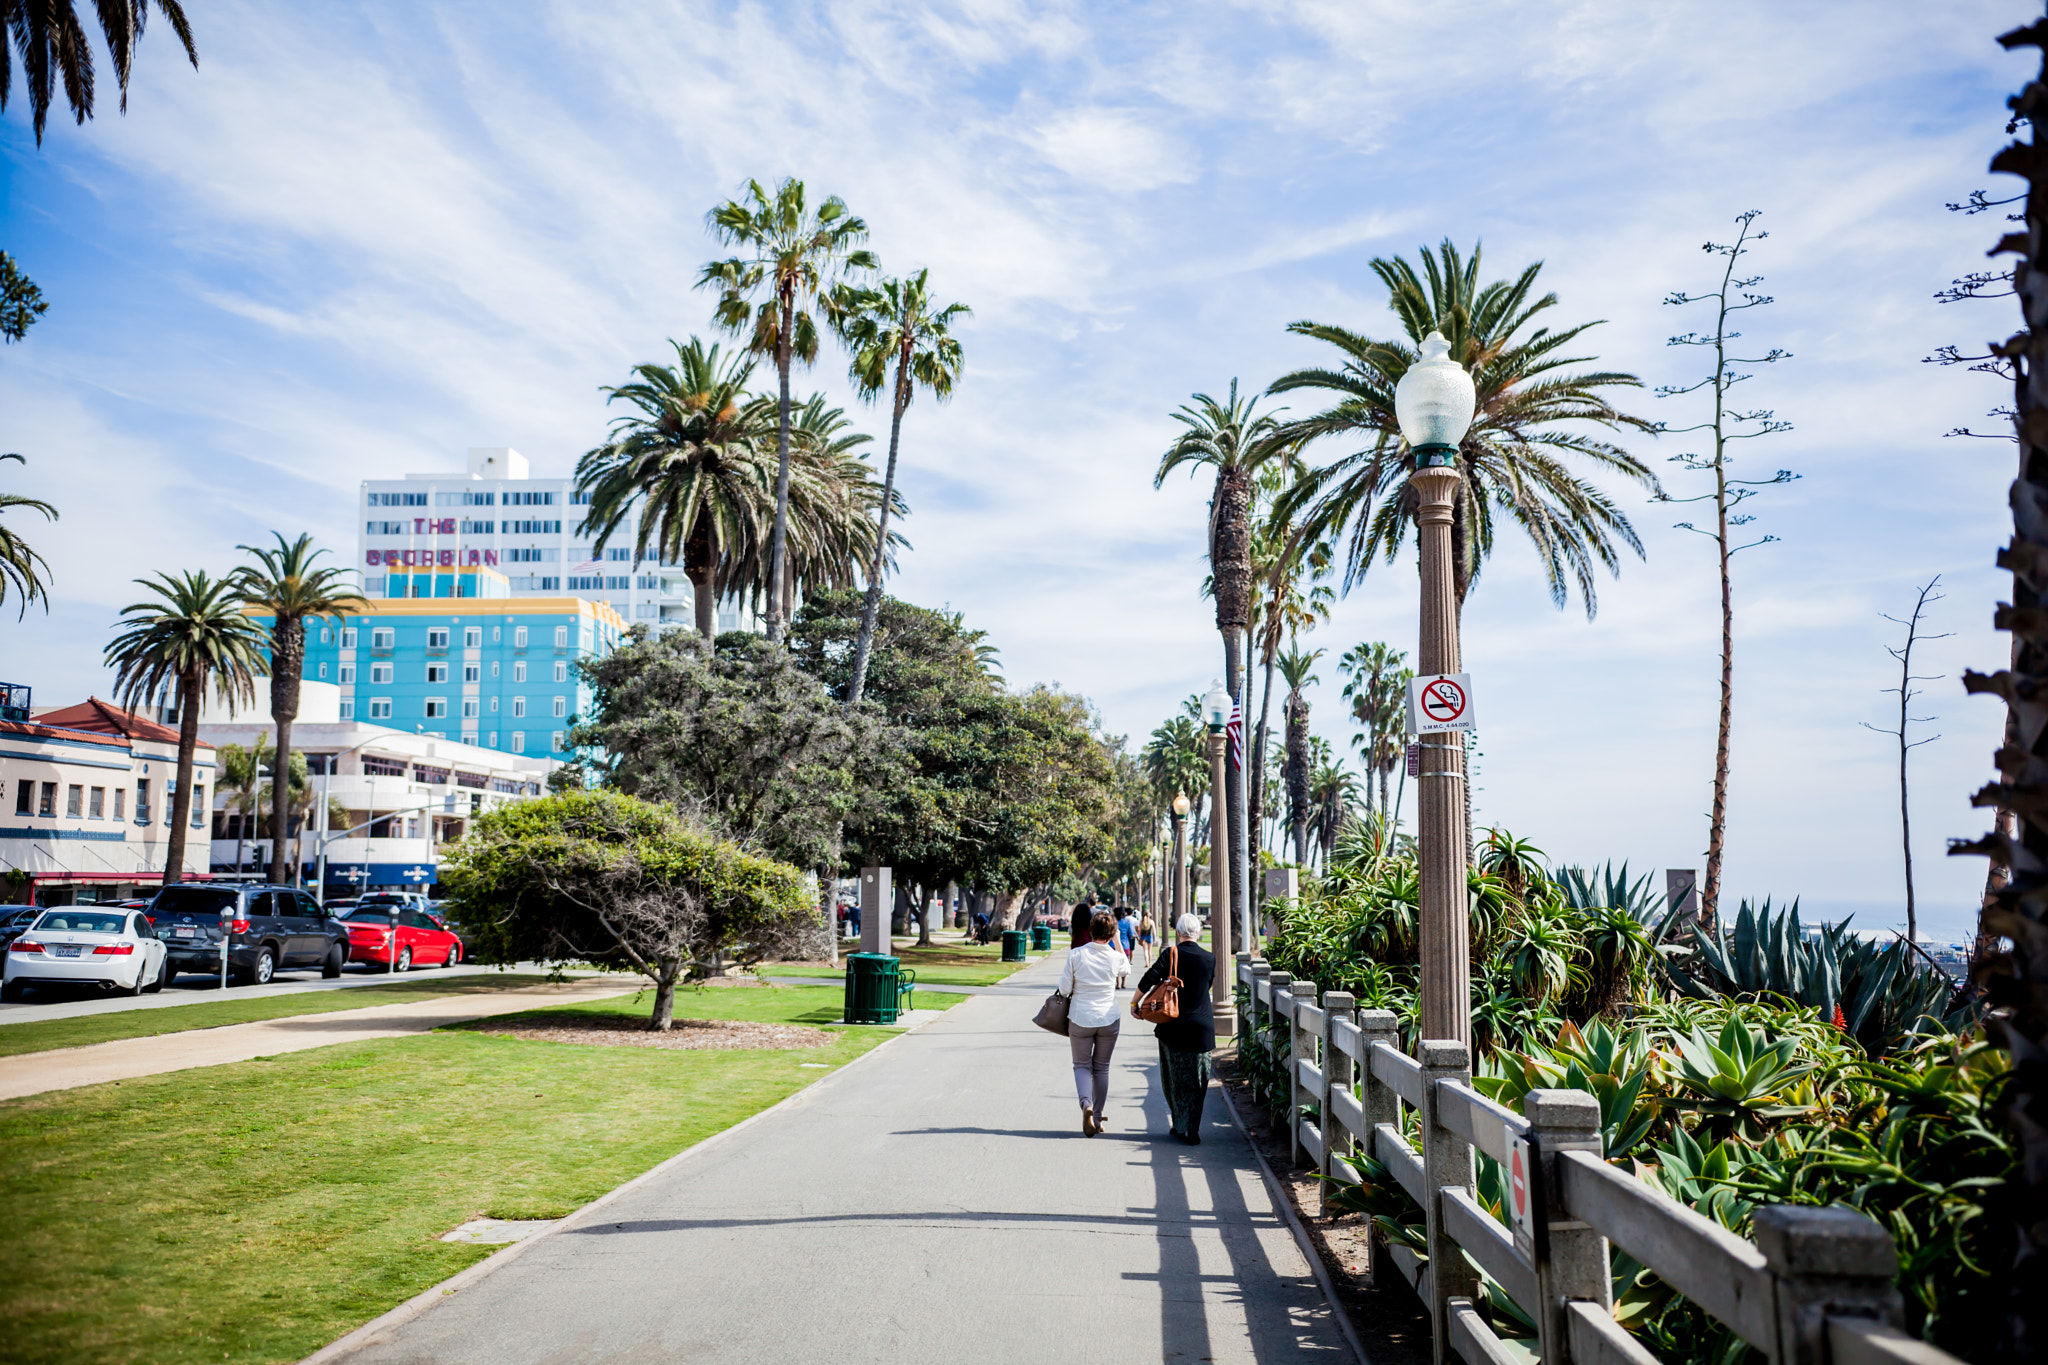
[847,352,910,708]
[269,614,304,886]
[1251,650,1277,850]
[1211,464,1251,963]
[649,958,682,1030]
[1285,690,1309,866]
[765,283,795,643]
[688,515,717,639]
[164,667,202,885]
[991,890,1021,932]
[915,880,933,947]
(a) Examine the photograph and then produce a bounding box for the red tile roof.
[35,698,209,749]
[0,718,129,748]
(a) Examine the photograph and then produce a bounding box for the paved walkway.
[0,962,609,1025]
[320,955,1354,1365]
[0,978,639,1101]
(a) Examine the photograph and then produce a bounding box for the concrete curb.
[1216,1081,1372,1365]
[298,1011,943,1364]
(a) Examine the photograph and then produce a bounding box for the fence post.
[1752,1205,1903,1365]
[1419,1039,1477,1365]
[1356,1008,1400,1286]
[1234,951,1252,1015]
[1288,979,1317,1167]
[1264,970,1292,1092]
[1523,1089,1610,1365]
[1321,991,1355,1182]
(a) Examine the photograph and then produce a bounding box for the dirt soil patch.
[477,1015,833,1051]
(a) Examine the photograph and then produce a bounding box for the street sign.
[1508,1130,1544,1260]
[1406,673,1475,734]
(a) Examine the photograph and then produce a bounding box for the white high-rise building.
[356,447,704,627]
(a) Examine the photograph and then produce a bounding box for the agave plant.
[1661,1016,1816,1142]
[1479,1017,1661,1160]
[1477,827,1548,900]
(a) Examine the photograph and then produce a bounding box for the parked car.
[2,907,169,1000]
[354,891,433,914]
[341,904,463,971]
[146,884,352,986]
[0,906,40,951]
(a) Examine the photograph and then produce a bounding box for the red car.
[340,905,463,971]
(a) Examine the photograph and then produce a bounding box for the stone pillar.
[1412,463,1469,1048]
[859,866,891,956]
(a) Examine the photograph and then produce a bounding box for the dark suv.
[147,884,352,986]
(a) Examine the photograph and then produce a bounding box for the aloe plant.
[1663,1016,1815,1141]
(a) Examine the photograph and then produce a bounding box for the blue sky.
[0,0,2028,940]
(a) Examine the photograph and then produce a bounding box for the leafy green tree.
[0,453,55,613]
[233,532,366,885]
[441,790,815,1029]
[2,0,196,143]
[833,269,970,706]
[1273,239,1658,618]
[575,338,776,638]
[567,629,894,873]
[1,252,48,342]
[213,735,306,871]
[699,177,877,641]
[104,570,269,884]
[1339,641,1410,824]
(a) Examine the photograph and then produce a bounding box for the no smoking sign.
[1406,673,1476,734]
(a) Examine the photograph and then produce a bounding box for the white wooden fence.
[1234,957,1960,1365]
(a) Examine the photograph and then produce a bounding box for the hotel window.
[552,696,567,718]
[605,547,630,562]
[553,661,568,682]
[340,699,355,720]
[14,780,29,815]
[554,626,568,648]
[341,628,357,649]
[488,731,498,748]
[191,786,205,826]
[463,663,479,683]
[368,698,393,720]
[135,780,149,822]
[89,787,104,818]
[464,627,482,648]
[551,732,566,752]
[490,661,499,678]
[317,662,329,679]
[512,697,526,718]
[371,627,395,650]
[320,627,332,645]
[113,789,125,819]
[66,784,82,817]
[513,662,527,683]
[489,696,498,713]
[38,782,55,816]
[425,699,448,719]
[512,731,525,753]
[426,664,449,684]
[339,664,355,684]
[426,628,450,649]
[370,663,394,685]
[462,698,479,719]
[514,626,528,648]
[492,627,501,642]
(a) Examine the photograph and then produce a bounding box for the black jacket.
[1136,939,1215,1053]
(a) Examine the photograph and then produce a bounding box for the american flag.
[1227,683,1244,771]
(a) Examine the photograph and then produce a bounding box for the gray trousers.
[1069,1021,1119,1110]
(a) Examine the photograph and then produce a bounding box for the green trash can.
[1001,929,1028,962]
[844,952,902,1025]
[1031,924,1052,952]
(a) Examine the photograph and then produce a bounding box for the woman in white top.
[1058,909,1130,1136]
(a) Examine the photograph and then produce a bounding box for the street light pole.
[1397,331,1478,1049]
[1203,681,1237,1038]
[1170,793,1190,927]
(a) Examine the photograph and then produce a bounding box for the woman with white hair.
[1133,913,1217,1144]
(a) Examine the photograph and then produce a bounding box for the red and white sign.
[1406,673,1476,734]
[1508,1131,1539,1257]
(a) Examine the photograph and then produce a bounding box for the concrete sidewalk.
[0,977,640,1101]
[319,955,1354,1365]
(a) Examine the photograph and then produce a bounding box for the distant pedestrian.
[1058,909,1130,1136]
[848,902,861,940]
[1116,907,1136,958]
[1134,913,1216,1145]
[1069,900,1093,951]
[1136,911,1155,967]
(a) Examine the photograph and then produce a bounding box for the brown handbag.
[1132,943,1182,1024]
[1032,989,1071,1036]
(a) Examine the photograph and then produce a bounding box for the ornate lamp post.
[1170,792,1191,924]
[1202,680,1237,1037]
[1396,330,1478,1047]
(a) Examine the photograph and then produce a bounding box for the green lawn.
[0,984,915,1365]
[757,938,1044,988]
[0,972,570,1059]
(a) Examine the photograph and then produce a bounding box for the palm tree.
[1307,751,1363,869]
[1156,382,1293,931]
[835,269,970,707]
[0,453,56,615]
[232,533,367,886]
[1142,711,1208,814]
[777,394,899,607]
[1272,240,1658,620]
[2,0,196,144]
[215,735,272,873]
[1339,641,1410,823]
[104,570,268,885]
[576,338,778,639]
[1246,467,1331,873]
[699,177,877,642]
[1276,643,1323,865]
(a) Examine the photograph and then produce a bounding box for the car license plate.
[175,927,196,937]
[52,946,81,958]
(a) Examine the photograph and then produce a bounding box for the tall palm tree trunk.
[846,356,910,708]
[1285,692,1309,866]
[1251,648,1278,855]
[688,518,717,639]
[269,616,304,886]
[766,291,796,643]
[164,667,202,886]
[1212,465,1252,950]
